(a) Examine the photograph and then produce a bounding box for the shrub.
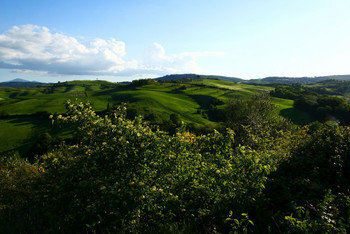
[264,123,350,232]
[0,156,41,233]
[224,94,293,154]
[0,101,276,232]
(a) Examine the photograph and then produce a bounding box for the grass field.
[0,79,289,117]
[0,79,311,156]
[271,97,315,124]
[0,118,38,155]
[0,117,72,156]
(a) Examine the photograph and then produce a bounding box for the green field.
[0,117,70,156]
[271,97,315,124]
[0,79,311,156]
[0,118,38,155]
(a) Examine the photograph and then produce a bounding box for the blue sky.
[0,0,350,82]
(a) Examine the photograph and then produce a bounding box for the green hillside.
[0,79,287,117]
[0,79,309,156]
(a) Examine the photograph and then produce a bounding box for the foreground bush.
[0,101,276,232]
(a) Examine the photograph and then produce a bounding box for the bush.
[0,156,41,232]
[27,132,53,161]
[0,101,276,232]
[224,94,293,153]
[263,123,350,232]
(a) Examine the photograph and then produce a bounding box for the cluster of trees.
[123,104,183,134]
[270,85,315,100]
[42,81,118,94]
[294,96,350,123]
[0,97,349,232]
[271,80,350,98]
[308,80,350,96]
[129,79,156,87]
[129,78,198,87]
[271,85,350,124]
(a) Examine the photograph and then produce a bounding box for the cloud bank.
[0,25,222,77]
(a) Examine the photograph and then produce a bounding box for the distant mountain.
[9,78,31,82]
[251,75,350,84]
[0,78,47,87]
[155,74,243,83]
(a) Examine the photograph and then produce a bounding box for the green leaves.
[24,102,275,232]
[1,101,348,233]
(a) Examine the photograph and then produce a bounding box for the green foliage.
[294,96,350,123]
[264,123,350,232]
[0,101,349,232]
[270,84,350,124]
[0,156,41,232]
[308,80,350,96]
[0,101,275,232]
[2,79,350,232]
[224,94,293,153]
[129,78,156,87]
[26,132,63,161]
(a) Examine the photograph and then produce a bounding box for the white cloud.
[0,25,137,75]
[0,25,223,77]
[141,43,224,74]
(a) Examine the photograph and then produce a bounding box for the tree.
[224,94,292,151]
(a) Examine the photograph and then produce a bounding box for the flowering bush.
[0,101,276,232]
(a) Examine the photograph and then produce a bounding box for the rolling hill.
[252,75,350,84]
[155,73,350,84]
[0,78,309,156]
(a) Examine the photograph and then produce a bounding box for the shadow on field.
[0,117,72,158]
[189,95,224,109]
[280,108,315,125]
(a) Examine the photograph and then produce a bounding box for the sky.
[0,0,350,82]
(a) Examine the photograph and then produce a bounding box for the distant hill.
[155,74,243,83]
[155,74,350,84]
[0,78,47,87]
[252,75,350,84]
[9,78,31,82]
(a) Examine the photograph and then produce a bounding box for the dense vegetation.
[270,82,350,124]
[0,78,349,232]
[0,95,349,232]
